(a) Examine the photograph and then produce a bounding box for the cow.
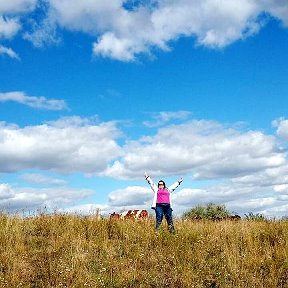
[110,209,149,220]
[135,209,149,219]
[228,214,241,220]
[110,212,121,219]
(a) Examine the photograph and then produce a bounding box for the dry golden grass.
[0,213,287,287]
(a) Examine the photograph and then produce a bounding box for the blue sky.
[1,0,288,218]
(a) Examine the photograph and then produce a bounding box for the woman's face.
[158,182,165,188]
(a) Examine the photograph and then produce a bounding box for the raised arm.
[168,177,184,192]
[144,172,157,193]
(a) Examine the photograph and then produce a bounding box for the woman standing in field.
[144,172,183,233]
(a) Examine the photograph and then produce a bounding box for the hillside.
[0,214,287,287]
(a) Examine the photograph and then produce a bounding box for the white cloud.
[274,184,288,193]
[63,186,154,216]
[0,0,36,42]
[143,111,191,127]
[1,0,288,61]
[0,0,36,14]
[47,0,124,32]
[273,117,288,140]
[23,17,60,48]
[100,118,288,217]
[0,16,20,39]
[21,173,67,186]
[66,176,288,218]
[173,181,269,209]
[0,91,68,110]
[108,186,152,206]
[93,32,142,62]
[104,120,285,179]
[0,183,14,200]
[231,165,288,190]
[90,0,262,59]
[171,178,288,217]
[1,116,288,217]
[0,117,123,173]
[45,0,288,60]
[0,184,93,212]
[261,0,288,26]
[0,45,19,59]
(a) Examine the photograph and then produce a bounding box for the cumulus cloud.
[0,91,68,110]
[45,171,288,217]
[89,117,288,216]
[171,180,279,216]
[0,116,123,173]
[1,0,288,61]
[93,32,145,62]
[54,0,288,60]
[231,164,288,190]
[104,120,285,179]
[273,117,288,140]
[108,186,152,206]
[1,116,288,217]
[48,0,265,60]
[0,183,93,212]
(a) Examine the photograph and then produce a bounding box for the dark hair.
[158,180,166,188]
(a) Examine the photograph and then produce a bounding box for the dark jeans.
[155,203,175,233]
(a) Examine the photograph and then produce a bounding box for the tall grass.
[0,213,287,287]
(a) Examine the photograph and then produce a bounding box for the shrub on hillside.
[182,202,231,220]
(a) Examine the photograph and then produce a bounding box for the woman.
[144,172,183,233]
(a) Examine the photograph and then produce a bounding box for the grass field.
[0,213,287,287]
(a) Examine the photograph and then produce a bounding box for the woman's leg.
[155,205,164,231]
[164,205,175,233]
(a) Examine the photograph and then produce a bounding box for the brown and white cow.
[110,212,121,219]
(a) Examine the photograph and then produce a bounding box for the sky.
[1,0,288,218]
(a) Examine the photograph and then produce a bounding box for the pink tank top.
[156,188,170,204]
